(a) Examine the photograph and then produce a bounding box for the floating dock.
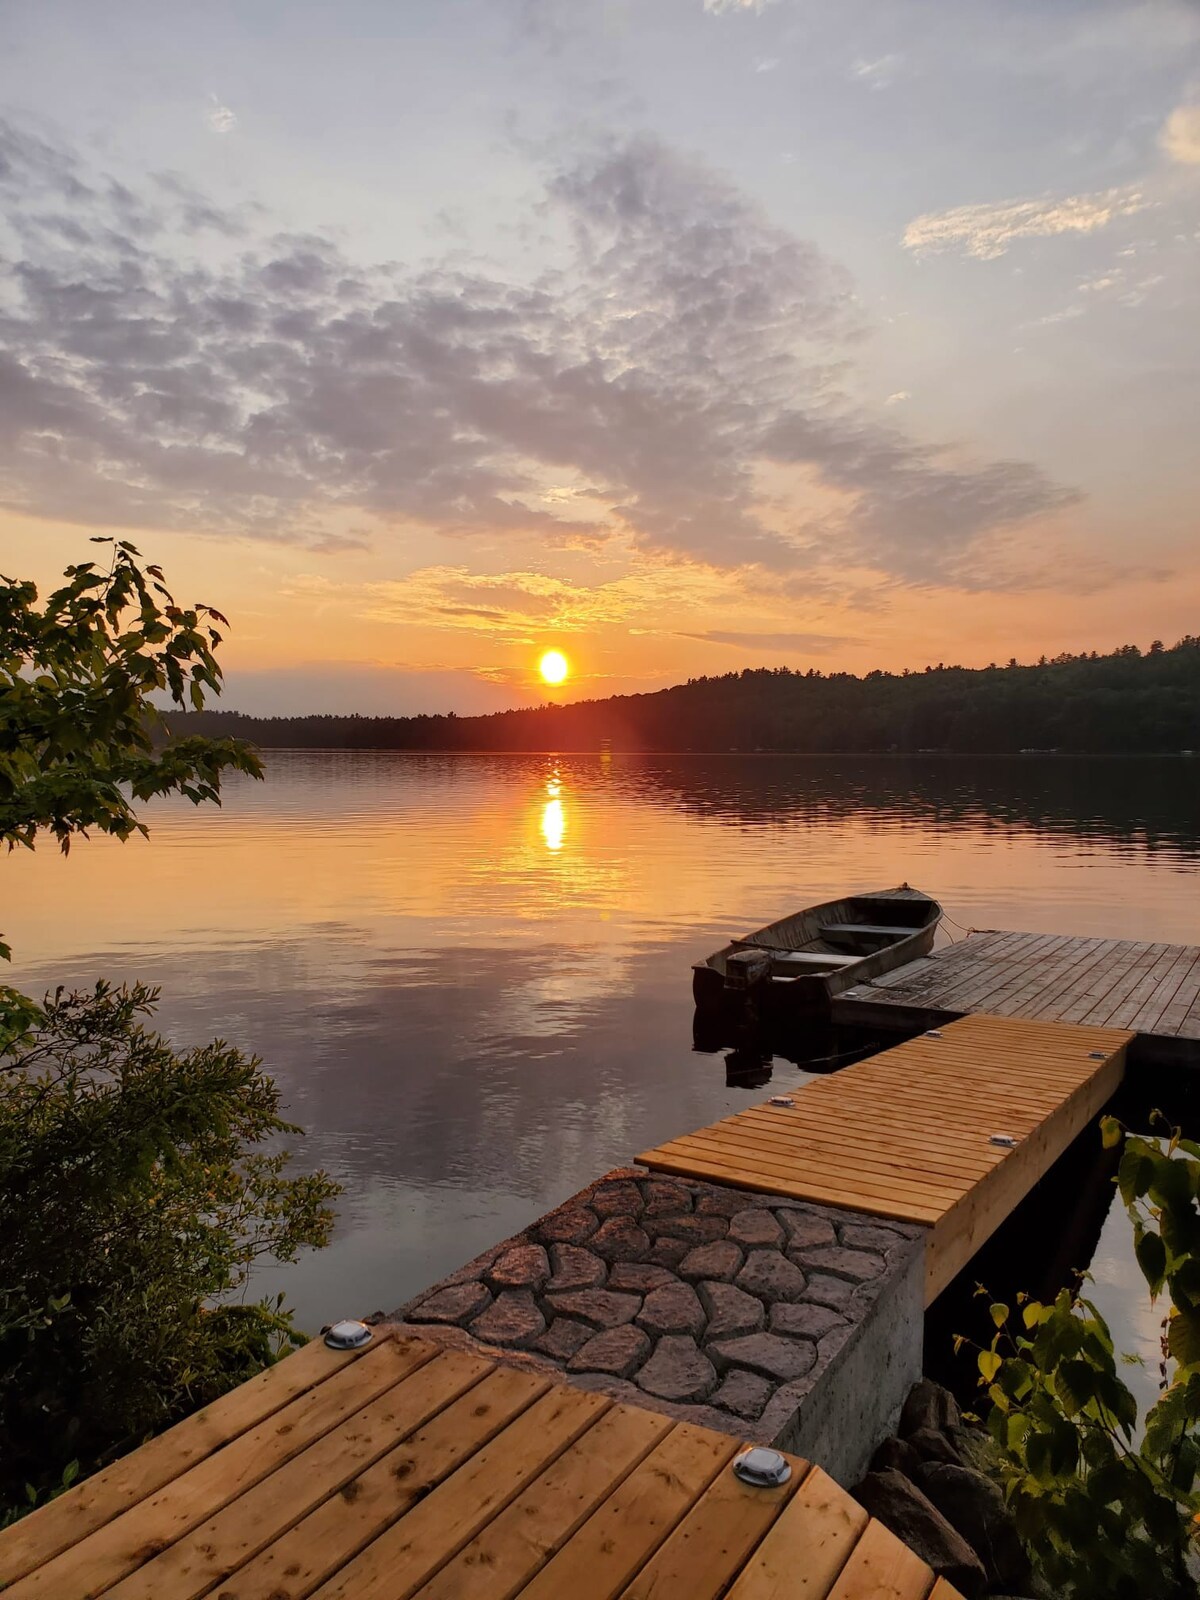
[640,1013,1131,1302]
[831,929,1200,1065]
[0,1327,961,1600]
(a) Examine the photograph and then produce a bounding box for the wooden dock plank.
[616,1453,805,1600]
[639,1014,1132,1304]
[412,1406,672,1600]
[0,1334,377,1589]
[4,1335,436,1600]
[0,1330,967,1600]
[219,1364,551,1600]
[724,1465,868,1600]
[825,1518,935,1600]
[308,1385,611,1600]
[836,928,1200,1051]
[104,1349,495,1600]
[517,1424,738,1600]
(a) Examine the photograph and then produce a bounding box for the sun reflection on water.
[541,796,565,852]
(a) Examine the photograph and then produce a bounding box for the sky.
[1,0,1198,716]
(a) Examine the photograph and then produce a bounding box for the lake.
[6,751,1199,1407]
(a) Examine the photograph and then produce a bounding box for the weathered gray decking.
[832,928,1200,1065]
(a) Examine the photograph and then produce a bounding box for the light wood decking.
[0,1329,961,1600]
[639,1013,1132,1302]
[832,930,1200,1060]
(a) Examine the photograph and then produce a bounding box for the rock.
[768,1302,846,1340]
[636,1335,717,1402]
[537,1206,600,1246]
[646,1237,692,1271]
[547,1243,606,1292]
[803,1273,855,1311]
[735,1250,808,1304]
[678,1240,744,1283]
[711,1368,774,1421]
[707,1331,816,1383]
[854,1470,987,1598]
[589,1218,651,1263]
[946,1425,988,1469]
[408,1281,491,1325]
[636,1282,706,1340]
[839,1221,909,1254]
[698,1281,765,1341]
[912,1462,1031,1592]
[568,1324,652,1380]
[589,1181,645,1219]
[788,1245,883,1284]
[779,1210,837,1250]
[764,1299,838,1337]
[544,1288,642,1328]
[485,1243,550,1293]
[694,1188,756,1218]
[643,1213,728,1245]
[900,1379,962,1438]
[640,1180,693,1215]
[728,1208,785,1249]
[870,1436,922,1476]
[468,1289,546,1349]
[907,1426,964,1467]
[532,1318,595,1362]
[608,1262,676,1293]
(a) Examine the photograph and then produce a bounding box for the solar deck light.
[733,1448,792,1487]
[323,1319,373,1349]
[989,1133,1017,1148]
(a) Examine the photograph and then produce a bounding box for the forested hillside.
[171,638,1200,754]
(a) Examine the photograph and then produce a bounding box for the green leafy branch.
[958,1119,1200,1599]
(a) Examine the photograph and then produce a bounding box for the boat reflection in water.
[693,1007,891,1088]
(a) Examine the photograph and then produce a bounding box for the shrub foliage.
[968,1120,1200,1598]
[0,982,338,1512]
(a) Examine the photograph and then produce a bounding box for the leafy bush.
[0,981,339,1515]
[0,540,339,1520]
[966,1119,1200,1598]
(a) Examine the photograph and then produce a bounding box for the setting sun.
[539,650,569,685]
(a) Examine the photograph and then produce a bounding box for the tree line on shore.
[171,636,1200,754]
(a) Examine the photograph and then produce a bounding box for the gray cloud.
[0,117,1073,584]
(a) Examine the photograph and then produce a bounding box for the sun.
[539,649,569,685]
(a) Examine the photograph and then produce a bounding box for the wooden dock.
[0,1328,963,1600]
[639,1013,1131,1302]
[831,929,1200,1063]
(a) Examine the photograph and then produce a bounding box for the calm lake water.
[7,752,1199,1405]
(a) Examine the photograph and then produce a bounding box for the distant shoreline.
[166,642,1200,758]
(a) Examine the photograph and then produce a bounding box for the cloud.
[703,0,780,13]
[205,96,237,134]
[1161,103,1200,165]
[903,186,1149,260]
[681,629,859,653]
[220,661,529,717]
[885,391,910,405]
[0,117,1072,587]
[850,55,902,90]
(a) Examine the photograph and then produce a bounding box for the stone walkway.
[396,1167,923,1460]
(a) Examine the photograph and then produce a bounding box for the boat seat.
[818,923,914,938]
[773,951,861,967]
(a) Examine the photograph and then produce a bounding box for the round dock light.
[323,1319,373,1350]
[733,1447,792,1487]
[989,1133,1017,1148]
